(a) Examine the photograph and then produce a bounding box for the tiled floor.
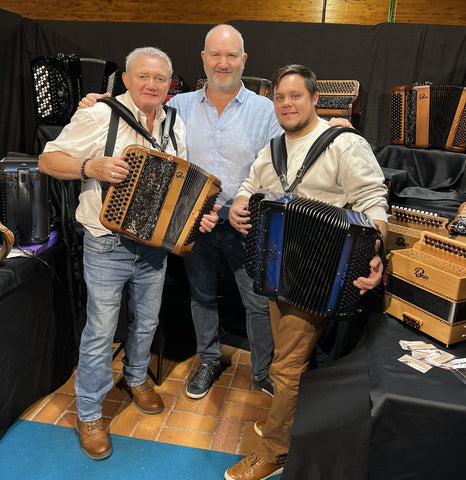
[20,344,272,456]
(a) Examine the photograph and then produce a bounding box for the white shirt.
[43,91,187,236]
[236,118,388,223]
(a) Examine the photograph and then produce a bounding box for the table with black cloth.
[0,241,77,439]
[376,145,466,218]
[282,313,466,480]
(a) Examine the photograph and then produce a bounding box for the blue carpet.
[0,420,243,480]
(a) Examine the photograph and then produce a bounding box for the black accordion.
[31,54,124,126]
[100,145,221,257]
[389,83,466,152]
[245,193,378,318]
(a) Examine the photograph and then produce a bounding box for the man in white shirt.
[39,47,218,461]
[225,64,387,480]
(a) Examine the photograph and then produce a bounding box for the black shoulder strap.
[270,126,363,193]
[98,97,162,151]
[162,105,178,154]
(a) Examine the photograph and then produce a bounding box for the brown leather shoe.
[224,452,283,480]
[77,418,112,460]
[253,420,265,437]
[119,379,164,414]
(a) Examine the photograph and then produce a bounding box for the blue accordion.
[245,192,378,318]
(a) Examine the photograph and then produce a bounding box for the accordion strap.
[271,126,362,193]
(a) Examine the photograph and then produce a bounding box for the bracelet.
[79,157,90,182]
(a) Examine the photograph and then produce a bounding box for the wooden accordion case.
[100,145,221,257]
[385,231,466,346]
[245,192,378,318]
[389,83,466,152]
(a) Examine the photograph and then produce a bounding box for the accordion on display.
[385,231,466,346]
[386,205,450,252]
[245,192,379,318]
[316,80,361,122]
[389,83,466,152]
[31,53,124,125]
[0,153,49,245]
[100,144,222,257]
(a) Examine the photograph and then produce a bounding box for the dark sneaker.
[253,376,274,397]
[224,452,283,480]
[186,361,221,399]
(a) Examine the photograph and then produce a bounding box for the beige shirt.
[236,118,388,223]
[43,92,187,236]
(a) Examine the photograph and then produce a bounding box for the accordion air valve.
[245,192,378,318]
[100,145,221,257]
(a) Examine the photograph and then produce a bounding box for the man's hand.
[353,255,384,295]
[229,197,251,234]
[86,155,130,183]
[328,117,353,128]
[78,92,109,109]
[200,204,221,233]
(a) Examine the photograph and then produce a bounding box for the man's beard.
[280,119,311,134]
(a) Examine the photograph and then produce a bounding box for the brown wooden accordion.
[100,144,222,257]
[389,84,466,152]
[316,80,361,121]
[385,231,466,346]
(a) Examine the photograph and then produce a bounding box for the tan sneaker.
[224,452,284,480]
[119,379,164,414]
[254,420,265,437]
[77,418,112,460]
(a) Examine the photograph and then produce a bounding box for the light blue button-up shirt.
[168,84,282,216]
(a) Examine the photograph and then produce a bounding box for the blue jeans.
[75,231,167,421]
[184,222,274,381]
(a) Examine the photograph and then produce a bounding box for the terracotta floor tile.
[221,345,240,364]
[132,410,169,441]
[32,393,75,424]
[231,364,253,390]
[173,392,199,413]
[55,376,76,395]
[238,421,261,456]
[56,412,78,429]
[109,404,143,436]
[165,411,217,433]
[153,378,183,395]
[216,372,234,388]
[211,417,242,454]
[101,399,124,418]
[238,350,252,365]
[164,358,193,380]
[221,403,269,422]
[158,428,212,450]
[197,386,228,416]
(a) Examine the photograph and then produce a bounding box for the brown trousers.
[257,300,328,465]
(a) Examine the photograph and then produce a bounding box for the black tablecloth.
[0,242,77,439]
[282,313,466,480]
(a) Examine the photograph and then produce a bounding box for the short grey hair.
[125,47,173,77]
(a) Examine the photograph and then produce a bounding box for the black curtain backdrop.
[0,9,465,158]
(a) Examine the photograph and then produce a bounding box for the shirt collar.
[121,91,166,127]
[199,82,247,105]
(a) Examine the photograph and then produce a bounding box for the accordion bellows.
[389,83,466,152]
[100,145,221,257]
[245,192,378,318]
